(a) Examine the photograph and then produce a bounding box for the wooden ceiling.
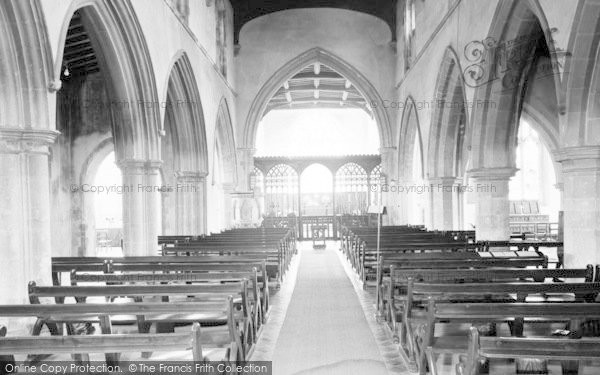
[231,0,397,44]
[61,10,100,79]
[265,63,371,115]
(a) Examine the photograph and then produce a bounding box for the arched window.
[265,164,298,216]
[335,163,369,214]
[216,0,227,77]
[404,0,416,70]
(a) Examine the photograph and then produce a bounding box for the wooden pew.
[52,257,277,288]
[53,259,272,314]
[369,250,548,289]
[454,326,600,375]
[27,282,251,360]
[424,303,600,375]
[0,324,204,364]
[381,265,595,339]
[0,301,240,363]
[405,283,600,374]
[70,268,268,333]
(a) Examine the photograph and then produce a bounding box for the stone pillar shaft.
[469,168,516,241]
[176,171,207,234]
[428,177,461,231]
[118,160,162,256]
[0,128,58,303]
[556,147,600,267]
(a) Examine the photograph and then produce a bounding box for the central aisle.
[271,245,392,375]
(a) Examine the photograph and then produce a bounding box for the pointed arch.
[215,97,238,185]
[468,0,561,171]
[397,96,424,181]
[562,0,600,146]
[427,47,469,178]
[242,47,392,149]
[164,52,209,173]
[54,0,161,161]
[0,0,54,130]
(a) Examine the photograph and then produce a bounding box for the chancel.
[1,0,600,374]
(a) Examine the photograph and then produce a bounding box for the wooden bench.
[0,300,239,363]
[70,268,268,334]
[52,256,277,287]
[27,281,252,360]
[370,251,548,289]
[0,323,204,364]
[381,265,595,337]
[453,326,600,375]
[406,283,600,374]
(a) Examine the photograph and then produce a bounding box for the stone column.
[221,182,235,229]
[175,171,207,235]
[237,147,256,192]
[469,167,517,241]
[0,128,58,303]
[119,159,162,256]
[428,177,461,231]
[555,147,600,267]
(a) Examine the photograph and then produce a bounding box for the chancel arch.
[51,1,162,259]
[161,52,209,236]
[242,48,392,152]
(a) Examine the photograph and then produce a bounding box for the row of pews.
[339,225,600,375]
[0,228,296,366]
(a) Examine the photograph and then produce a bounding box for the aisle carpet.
[270,245,393,375]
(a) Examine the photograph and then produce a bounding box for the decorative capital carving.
[118,159,162,175]
[427,176,462,186]
[467,167,518,181]
[0,128,59,154]
[554,146,600,174]
[175,170,207,183]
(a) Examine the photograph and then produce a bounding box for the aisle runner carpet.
[271,245,394,375]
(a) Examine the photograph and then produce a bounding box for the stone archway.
[53,1,162,256]
[211,98,238,230]
[242,48,392,150]
[468,0,561,171]
[554,0,600,266]
[426,47,469,230]
[0,0,56,304]
[396,97,425,226]
[161,52,208,235]
[465,0,561,241]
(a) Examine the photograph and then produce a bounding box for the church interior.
[1,0,600,374]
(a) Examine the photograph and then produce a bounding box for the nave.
[1,224,599,375]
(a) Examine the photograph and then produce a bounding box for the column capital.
[237,147,257,155]
[467,167,518,181]
[0,128,59,154]
[554,146,600,173]
[118,159,162,174]
[175,170,208,182]
[221,182,236,193]
[379,146,397,155]
[427,176,462,185]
